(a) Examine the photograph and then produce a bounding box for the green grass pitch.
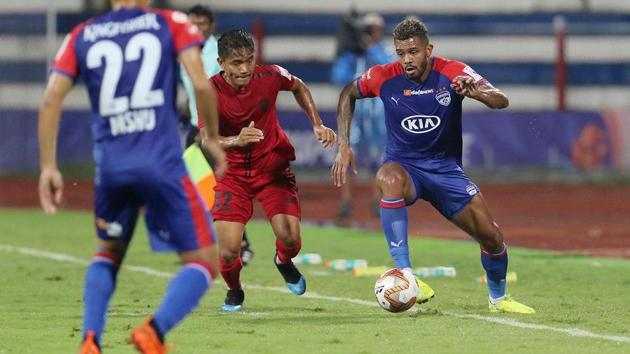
[1,209,629,353]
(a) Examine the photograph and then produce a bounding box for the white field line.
[2,244,629,344]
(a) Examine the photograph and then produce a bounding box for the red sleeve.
[270,65,296,91]
[158,9,204,54]
[434,57,488,85]
[51,24,84,79]
[356,63,401,98]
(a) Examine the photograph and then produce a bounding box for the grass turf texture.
[1,208,629,353]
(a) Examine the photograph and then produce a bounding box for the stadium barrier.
[2,110,630,177]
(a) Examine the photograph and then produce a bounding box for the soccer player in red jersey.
[39,0,225,352]
[199,29,336,311]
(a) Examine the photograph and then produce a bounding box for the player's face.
[394,36,433,81]
[219,48,256,89]
[189,14,214,40]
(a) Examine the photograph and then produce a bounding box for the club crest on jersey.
[435,90,451,106]
[466,183,479,196]
[401,115,441,134]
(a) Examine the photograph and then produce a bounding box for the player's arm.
[290,77,336,148]
[451,76,509,109]
[215,121,264,150]
[331,80,363,187]
[38,72,73,214]
[179,47,226,176]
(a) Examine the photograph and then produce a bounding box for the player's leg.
[257,168,305,295]
[133,245,219,351]
[131,174,220,352]
[81,186,139,353]
[451,193,507,296]
[375,161,434,303]
[80,239,129,354]
[449,186,534,313]
[240,229,255,266]
[215,220,247,311]
[184,140,255,266]
[211,176,253,311]
[270,214,306,295]
[375,162,416,270]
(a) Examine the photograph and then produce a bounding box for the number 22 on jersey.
[87,32,164,136]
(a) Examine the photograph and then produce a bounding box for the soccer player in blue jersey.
[331,18,535,314]
[38,0,226,353]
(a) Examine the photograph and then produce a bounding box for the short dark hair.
[188,4,214,22]
[393,18,429,43]
[217,29,255,59]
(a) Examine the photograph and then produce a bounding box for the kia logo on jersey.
[401,115,441,134]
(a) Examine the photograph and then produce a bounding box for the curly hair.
[217,29,255,59]
[393,18,429,43]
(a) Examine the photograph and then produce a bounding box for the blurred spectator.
[330,8,366,87]
[181,4,221,128]
[334,12,394,218]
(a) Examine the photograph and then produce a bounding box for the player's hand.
[331,144,357,187]
[313,124,337,148]
[451,75,479,98]
[236,121,264,147]
[38,167,63,214]
[203,139,227,177]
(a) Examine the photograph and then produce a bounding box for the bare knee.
[181,246,219,268]
[376,163,408,199]
[97,240,127,262]
[478,221,504,252]
[271,215,300,247]
[219,245,240,264]
[275,227,299,247]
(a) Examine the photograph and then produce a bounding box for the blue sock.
[153,263,213,336]
[380,199,411,269]
[83,258,119,343]
[480,245,508,301]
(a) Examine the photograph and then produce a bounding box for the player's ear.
[217,57,225,71]
[425,43,434,57]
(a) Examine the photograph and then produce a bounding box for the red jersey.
[207,64,297,176]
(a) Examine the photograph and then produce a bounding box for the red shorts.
[212,165,301,224]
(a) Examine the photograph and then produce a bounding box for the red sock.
[219,257,242,290]
[275,238,302,263]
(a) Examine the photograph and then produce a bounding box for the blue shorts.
[94,165,216,253]
[383,157,480,219]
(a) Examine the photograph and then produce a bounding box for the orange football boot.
[130,317,169,354]
[78,331,101,354]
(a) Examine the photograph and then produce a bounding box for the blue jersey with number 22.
[52,7,204,178]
